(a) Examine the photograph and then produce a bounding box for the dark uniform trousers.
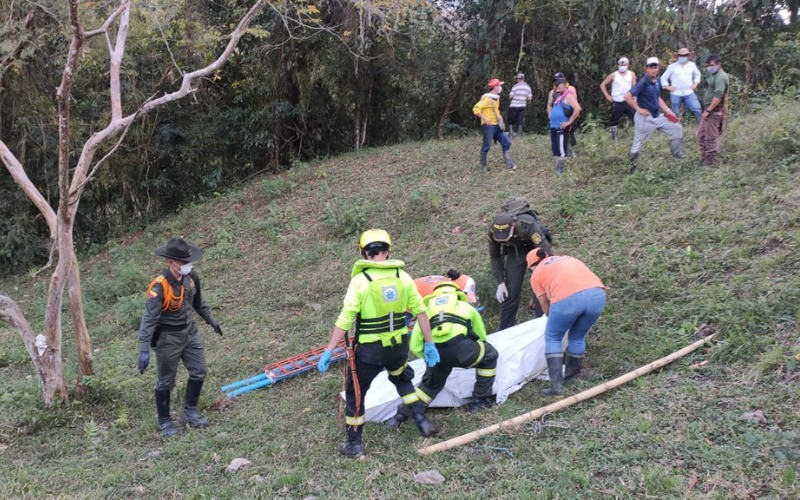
[155,325,207,391]
[499,246,536,330]
[345,337,416,439]
[418,335,498,402]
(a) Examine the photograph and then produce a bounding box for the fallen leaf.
[367,469,381,481]
[691,360,708,368]
[740,410,765,423]
[451,226,462,234]
[309,303,322,312]
[414,469,445,485]
[0,443,8,452]
[688,476,698,489]
[212,452,220,463]
[132,485,146,495]
[225,457,252,474]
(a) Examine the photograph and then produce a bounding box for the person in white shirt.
[660,47,702,124]
[507,73,533,137]
[599,56,637,141]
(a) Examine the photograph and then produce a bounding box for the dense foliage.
[1,0,798,273]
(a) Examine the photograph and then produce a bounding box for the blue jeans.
[670,93,702,124]
[545,287,606,355]
[481,125,511,154]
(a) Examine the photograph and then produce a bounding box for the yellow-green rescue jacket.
[334,259,425,347]
[409,284,487,357]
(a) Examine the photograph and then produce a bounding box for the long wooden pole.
[418,334,716,455]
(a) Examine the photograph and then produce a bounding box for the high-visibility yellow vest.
[356,269,408,347]
[425,286,474,344]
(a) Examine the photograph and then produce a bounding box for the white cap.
[646,56,660,66]
[618,57,629,65]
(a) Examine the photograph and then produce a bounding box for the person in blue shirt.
[548,75,581,174]
[624,57,683,174]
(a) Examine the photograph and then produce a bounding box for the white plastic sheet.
[340,316,565,423]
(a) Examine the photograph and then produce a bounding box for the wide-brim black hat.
[154,237,203,262]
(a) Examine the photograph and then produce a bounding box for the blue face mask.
[678,56,688,64]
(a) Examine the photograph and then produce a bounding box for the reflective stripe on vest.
[356,269,408,346]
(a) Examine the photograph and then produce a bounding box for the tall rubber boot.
[554,157,566,174]
[540,355,564,396]
[184,379,209,428]
[479,152,488,174]
[610,126,618,142]
[409,402,438,437]
[466,395,496,413]
[384,404,410,428]
[503,150,517,170]
[628,152,639,174]
[563,352,584,384]
[155,389,178,437]
[341,426,365,458]
[670,138,685,159]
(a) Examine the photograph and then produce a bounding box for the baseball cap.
[487,78,504,88]
[646,57,660,66]
[526,248,548,268]
[618,57,629,65]
[490,214,514,242]
[515,73,525,79]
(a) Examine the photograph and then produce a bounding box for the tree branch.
[0,140,57,235]
[0,294,41,369]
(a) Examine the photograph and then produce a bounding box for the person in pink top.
[527,248,606,396]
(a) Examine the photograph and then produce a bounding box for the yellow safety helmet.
[359,229,392,252]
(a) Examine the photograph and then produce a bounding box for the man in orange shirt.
[527,248,606,396]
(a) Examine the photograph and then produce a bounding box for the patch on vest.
[531,232,543,245]
[435,296,449,306]
[382,286,398,302]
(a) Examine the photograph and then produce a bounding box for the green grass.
[1,100,799,498]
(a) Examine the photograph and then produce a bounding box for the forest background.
[1,0,799,274]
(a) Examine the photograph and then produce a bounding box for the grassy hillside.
[1,100,799,498]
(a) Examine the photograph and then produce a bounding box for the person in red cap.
[527,248,606,396]
[472,78,517,173]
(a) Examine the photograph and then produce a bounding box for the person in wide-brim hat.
[674,47,694,57]
[154,237,203,262]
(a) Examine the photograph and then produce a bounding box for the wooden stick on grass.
[418,334,717,455]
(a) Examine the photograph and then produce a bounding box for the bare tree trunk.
[437,72,468,139]
[68,253,93,394]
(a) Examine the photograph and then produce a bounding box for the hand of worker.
[209,319,223,336]
[317,350,332,373]
[138,350,150,374]
[495,282,508,303]
[423,342,440,367]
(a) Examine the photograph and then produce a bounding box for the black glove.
[210,319,223,336]
[138,350,150,374]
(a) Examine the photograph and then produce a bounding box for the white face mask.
[618,65,628,73]
[179,263,193,275]
[496,86,503,94]
[707,64,719,75]
[677,56,688,64]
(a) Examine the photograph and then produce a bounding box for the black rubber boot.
[670,138,685,159]
[629,153,639,174]
[541,355,564,396]
[341,427,365,458]
[466,395,496,413]
[479,152,488,174]
[155,389,178,437]
[409,402,437,437]
[563,352,584,384]
[384,404,410,428]
[610,126,618,142]
[184,379,209,428]
[503,150,517,170]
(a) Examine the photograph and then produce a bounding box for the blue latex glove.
[138,350,150,374]
[317,350,332,373]
[423,342,440,367]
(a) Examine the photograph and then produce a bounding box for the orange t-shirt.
[530,256,605,304]
[414,274,477,304]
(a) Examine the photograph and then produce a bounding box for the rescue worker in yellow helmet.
[386,281,498,429]
[317,229,440,458]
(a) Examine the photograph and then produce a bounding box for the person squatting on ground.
[385,281,499,429]
[137,237,223,437]
[660,47,703,124]
[473,78,517,173]
[547,72,579,158]
[697,54,730,167]
[414,270,478,306]
[527,249,606,396]
[507,73,533,137]
[317,229,440,458]
[599,57,637,141]
[549,75,581,174]
[624,57,684,174]
[488,197,554,330]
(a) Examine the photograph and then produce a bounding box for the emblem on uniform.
[531,233,543,245]
[435,296,449,306]
[382,286,398,302]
